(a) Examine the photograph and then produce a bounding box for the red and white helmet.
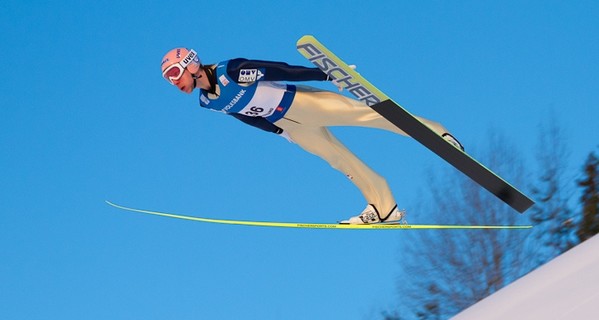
[160,48,201,84]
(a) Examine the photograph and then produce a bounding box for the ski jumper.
[198,59,449,215]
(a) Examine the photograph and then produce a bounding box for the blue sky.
[1,1,598,319]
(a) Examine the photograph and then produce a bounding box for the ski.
[106,201,532,230]
[296,35,534,213]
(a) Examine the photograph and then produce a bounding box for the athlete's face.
[172,69,195,94]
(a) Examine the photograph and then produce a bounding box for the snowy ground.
[453,234,599,319]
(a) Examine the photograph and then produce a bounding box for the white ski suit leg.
[274,87,450,215]
[282,87,449,136]
[277,124,396,215]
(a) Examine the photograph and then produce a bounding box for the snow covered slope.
[453,234,599,320]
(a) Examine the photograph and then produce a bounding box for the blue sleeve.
[226,58,329,83]
[229,113,284,134]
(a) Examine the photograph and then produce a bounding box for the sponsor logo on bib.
[219,74,229,86]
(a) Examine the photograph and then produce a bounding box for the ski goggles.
[162,49,199,84]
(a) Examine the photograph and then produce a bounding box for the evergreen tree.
[577,151,599,242]
[528,115,576,265]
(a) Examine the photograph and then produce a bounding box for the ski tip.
[297,34,317,44]
[105,200,124,210]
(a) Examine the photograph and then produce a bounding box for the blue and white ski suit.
[198,58,448,215]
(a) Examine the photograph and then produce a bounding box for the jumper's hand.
[331,65,357,91]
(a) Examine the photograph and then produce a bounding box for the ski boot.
[340,204,405,224]
[442,133,465,151]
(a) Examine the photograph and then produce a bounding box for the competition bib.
[238,82,287,117]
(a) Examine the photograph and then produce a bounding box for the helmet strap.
[191,68,201,91]
[202,65,218,95]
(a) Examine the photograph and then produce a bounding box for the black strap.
[202,65,218,95]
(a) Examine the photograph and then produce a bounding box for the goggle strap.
[179,49,198,69]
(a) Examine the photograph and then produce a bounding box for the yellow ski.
[106,201,532,230]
